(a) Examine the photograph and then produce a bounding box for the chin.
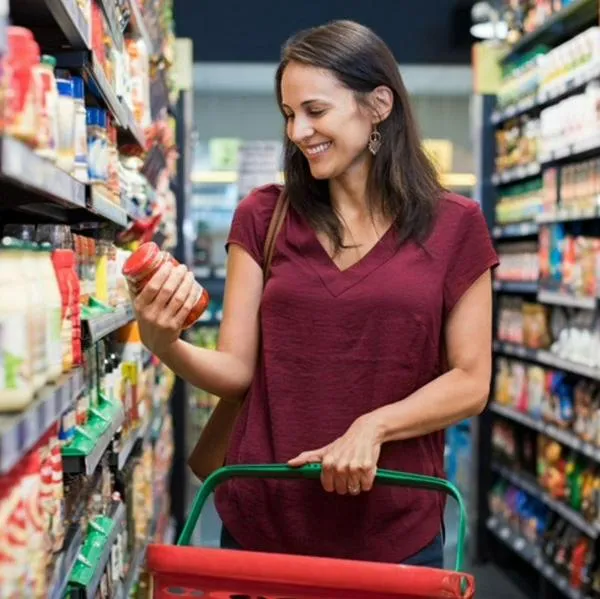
[308,163,337,180]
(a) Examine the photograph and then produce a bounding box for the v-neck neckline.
[289,209,399,297]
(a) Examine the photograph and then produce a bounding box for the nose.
[288,115,314,144]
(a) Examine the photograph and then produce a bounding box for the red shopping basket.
[147,464,475,599]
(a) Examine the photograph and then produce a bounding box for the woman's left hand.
[288,414,384,496]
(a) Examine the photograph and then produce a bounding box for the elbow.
[465,375,491,417]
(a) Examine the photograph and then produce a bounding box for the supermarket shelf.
[127,0,154,55]
[0,369,84,474]
[540,132,600,165]
[0,136,86,213]
[493,340,600,382]
[492,462,599,538]
[492,221,539,239]
[538,289,598,310]
[491,162,541,185]
[121,103,146,149]
[115,541,148,599]
[83,302,135,345]
[537,207,600,224]
[88,185,128,227]
[490,402,600,461]
[499,0,598,65]
[493,280,539,294]
[63,402,125,475]
[97,0,124,51]
[487,515,593,599]
[69,501,126,599]
[492,60,600,126]
[43,0,91,49]
[193,265,226,280]
[49,523,84,599]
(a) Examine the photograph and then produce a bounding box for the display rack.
[477,1,600,597]
[0,0,184,597]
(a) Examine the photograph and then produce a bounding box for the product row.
[495,115,540,173]
[497,299,600,367]
[497,24,600,110]
[495,358,600,435]
[539,224,599,298]
[496,241,539,282]
[0,376,173,599]
[495,178,544,225]
[488,483,600,595]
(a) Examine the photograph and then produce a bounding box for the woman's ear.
[370,86,394,124]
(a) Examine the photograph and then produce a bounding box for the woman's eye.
[308,109,325,117]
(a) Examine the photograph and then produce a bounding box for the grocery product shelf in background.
[493,341,600,382]
[127,0,154,55]
[499,0,598,66]
[492,162,541,185]
[490,403,600,462]
[493,280,539,294]
[29,0,92,49]
[492,221,539,239]
[88,185,129,227]
[0,369,84,473]
[487,515,592,599]
[540,132,600,165]
[115,540,148,599]
[492,462,599,538]
[537,289,598,310]
[97,0,124,51]
[537,207,600,224]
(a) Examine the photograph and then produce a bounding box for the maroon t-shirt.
[214,184,498,563]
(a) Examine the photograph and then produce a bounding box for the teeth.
[306,142,331,156]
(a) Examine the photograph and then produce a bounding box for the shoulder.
[427,192,486,245]
[437,191,483,223]
[235,183,282,226]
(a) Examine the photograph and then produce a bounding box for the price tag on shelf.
[499,527,510,540]
[487,516,498,529]
[543,563,554,578]
[513,537,526,552]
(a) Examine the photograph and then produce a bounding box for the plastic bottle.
[56,77,75,174]
[33,55,58,161]
[0,238,35,410]
[72,76,89,183]
[87,107,107,183]
[38,242,63,382]
[122,242,210,329]
[20,241,48,391]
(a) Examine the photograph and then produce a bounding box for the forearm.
[156,338,254,400]
[371,368,490,444]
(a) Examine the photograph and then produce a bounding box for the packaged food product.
[33,54,58,161]
[122,242,209,329]
[56,77,75,174]
[72,76,89,183]
[0,238,35,409]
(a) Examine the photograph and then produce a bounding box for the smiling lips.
[304,141,332,158]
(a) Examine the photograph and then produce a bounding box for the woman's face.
[281,61,373,181]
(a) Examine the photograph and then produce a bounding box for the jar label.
[0,312,30,390]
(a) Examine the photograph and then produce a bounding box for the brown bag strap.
[262,188,289,282]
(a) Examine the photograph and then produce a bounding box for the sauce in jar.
[122,242,209,329]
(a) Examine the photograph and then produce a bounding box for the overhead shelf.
[43,0,91,49]
[0,369,84,474]
[490,402,600,462]
[499,0,598,65]
[492,462,599,538]
[97,0,124,51]
[493,340,600,382]
[127,0,154,55]
[492,162,541,186]
[88,185,128,227]
[540,132,600,165]
[487,515,593,599]
[537,207,600,224]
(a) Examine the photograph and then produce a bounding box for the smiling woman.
[131,19,498,568]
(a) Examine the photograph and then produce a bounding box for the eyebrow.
[282,99,330,111]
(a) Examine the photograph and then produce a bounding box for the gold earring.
[368,129,382,155]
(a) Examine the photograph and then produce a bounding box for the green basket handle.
[179,463,468,572]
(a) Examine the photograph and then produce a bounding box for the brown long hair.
[275,20,443,251]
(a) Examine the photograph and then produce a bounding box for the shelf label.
[499,527,510,540]
[513,537,526,552]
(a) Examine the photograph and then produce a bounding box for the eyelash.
[284,109,326,121]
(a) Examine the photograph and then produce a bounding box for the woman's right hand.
[129,261,197,356]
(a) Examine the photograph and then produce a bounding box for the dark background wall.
[174,0,475,64]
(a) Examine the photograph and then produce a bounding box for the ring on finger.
[348,481,361,495]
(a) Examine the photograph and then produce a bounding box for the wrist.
[364,409,390,445]
[154,338,182,363]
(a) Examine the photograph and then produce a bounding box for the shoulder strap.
[262,188,289,283]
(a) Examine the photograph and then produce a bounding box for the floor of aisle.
[188,486,533,598]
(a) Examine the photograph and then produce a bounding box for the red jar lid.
[122,242,161,280]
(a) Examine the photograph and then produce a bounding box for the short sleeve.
[225,184,281,268]
[443,200,499,315]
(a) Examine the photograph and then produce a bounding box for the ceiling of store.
[174,0,475,65]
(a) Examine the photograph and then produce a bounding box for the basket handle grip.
[178,463,467,572]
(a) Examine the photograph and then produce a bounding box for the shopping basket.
[147,463,475,598]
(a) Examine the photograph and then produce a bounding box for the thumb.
[288,447,327,467]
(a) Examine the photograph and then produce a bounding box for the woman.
[132,20,498,567]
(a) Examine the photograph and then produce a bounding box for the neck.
[328,155,372,218]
